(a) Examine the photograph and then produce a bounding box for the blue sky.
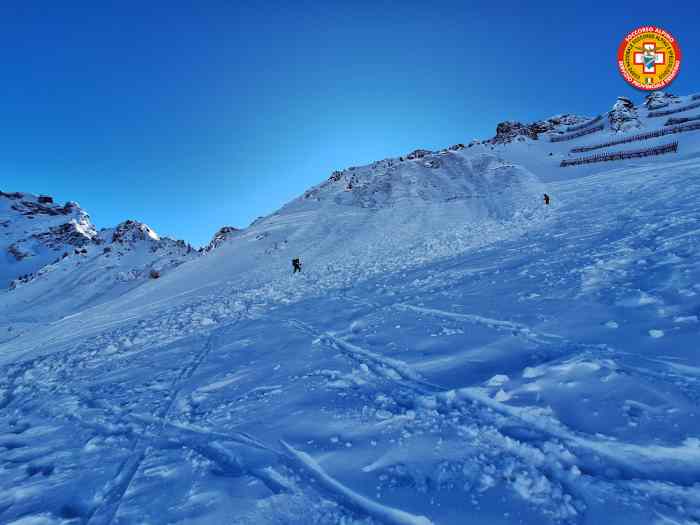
[1,2,698,246]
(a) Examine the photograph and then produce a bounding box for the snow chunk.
[485,374,510,387]
[523,366,545,379]
[494,389,511,402]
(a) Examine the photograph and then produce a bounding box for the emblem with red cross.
[633,42,665,74]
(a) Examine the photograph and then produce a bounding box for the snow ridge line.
[86,332,220,525]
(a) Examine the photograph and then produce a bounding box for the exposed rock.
[609,96,642,132]
[0,191,24,199]
[406,149,432,160]
[111,220,160,244]
[643,91,679,110]
[8,243,31,261]
[33,222,97,248]
[1,192,98,287]
[490,115,586,144]
[328,170,344,183]
[204,226,242,253]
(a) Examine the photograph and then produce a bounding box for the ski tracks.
[282,305,700,521]
[86,331,220,525]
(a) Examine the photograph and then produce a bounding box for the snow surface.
[1,92,700,524]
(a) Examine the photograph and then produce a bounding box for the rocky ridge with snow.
[0,191,98,287]
[203,226,242,253]
[1,193,197,321]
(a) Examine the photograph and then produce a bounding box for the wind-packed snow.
[1,92,700,524]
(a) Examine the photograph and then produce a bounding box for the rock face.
[0,191,98,287]
[489,115,587,144]
[609,96,642,132]
[406,149,432,160]
[111,220,161,244]
[203,226,242,253]
[1,191,196,295]
[643,91,679,110]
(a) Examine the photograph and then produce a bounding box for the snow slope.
[1,91,700,525]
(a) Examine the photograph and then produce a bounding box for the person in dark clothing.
[543,193,550,205]
[292,258,302,273]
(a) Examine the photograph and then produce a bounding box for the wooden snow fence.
[564,115,603,133]
[561,141,678,167]
[648,100,700,118]
[570,122,700,153]
[550,124,604,143]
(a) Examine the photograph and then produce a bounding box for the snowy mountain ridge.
[0,191,97,288]
[2,90,700,525]
[0,192,198,324]
[2,90,698,323]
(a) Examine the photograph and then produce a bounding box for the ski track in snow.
[86,331,220,525]
[284,312,700,486]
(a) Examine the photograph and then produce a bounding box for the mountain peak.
[110,220,161,243]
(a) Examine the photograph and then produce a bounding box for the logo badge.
[618,26,681,90]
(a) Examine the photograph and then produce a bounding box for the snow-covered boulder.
[643,91,679,110]
[609,96,642,132]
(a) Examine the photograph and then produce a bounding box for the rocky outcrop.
[489,115,587,144]
[111,220,160,244]
[0,192,100,288]
[406,149,433,160]
[33,222,98,248]
[643,91,679,110]
[1,191,196,291]
[609,96,642,132]
[8,243,31,261]
[204,226,242,253]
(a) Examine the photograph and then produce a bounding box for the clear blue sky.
[1,2,698,246]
